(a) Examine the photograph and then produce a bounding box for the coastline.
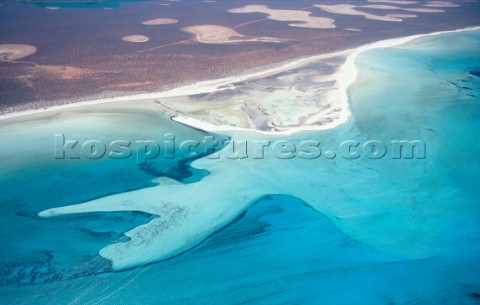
[2,26,479,136]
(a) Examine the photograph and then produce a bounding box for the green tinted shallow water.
[0,29,479,304]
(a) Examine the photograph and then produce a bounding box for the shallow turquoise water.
[1,29,480,304]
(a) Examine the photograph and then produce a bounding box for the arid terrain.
[0,0,479,113]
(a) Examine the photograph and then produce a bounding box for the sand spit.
[314,4,410,22]
[0,44,37,61]
[228,5,335,29]
[122,35,149,42]
[142,18,178,25]
[182,25,283,44]
[404,7,444,12]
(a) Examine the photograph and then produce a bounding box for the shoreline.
[2,26,479,136]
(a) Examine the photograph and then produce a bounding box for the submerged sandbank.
[36,26,480,270]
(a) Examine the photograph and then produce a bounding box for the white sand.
[34,26,480,270]
[142,18,178,25]
[182,25,243,43]
[0,44,37,61]
[182,25,283,44]
[404,7,444,12]
[367,0,417,4]
[315,2,451,22]
[228,5,335,29]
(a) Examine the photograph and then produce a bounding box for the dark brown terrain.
[0,0,479,113]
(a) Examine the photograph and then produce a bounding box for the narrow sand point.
[142,18,178,25]
[228,5,335,29]
[183,25,242,43]
[315,4,446,22]
[158,3,171,6]
[33,28,480,271]
[0,44,37,61]
[362,4,406,9]
[122,35,149,43]
[424,1,459,7]
[45,6,60,10]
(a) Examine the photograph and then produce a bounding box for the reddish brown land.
[0,0,479,113]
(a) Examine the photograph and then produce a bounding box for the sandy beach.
[2,26,479,136]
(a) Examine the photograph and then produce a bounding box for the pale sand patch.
[367,0,417,4]
[361,4,405,9]
[183,25,239,43]
[0,44,36,61]
[315,3,445,22]
[32,27,480,274]
[31,65,88,80]
[122,35,149,43]
[171,27,480,135]
[3,27,480,136]
[404,7,444,12]
[142,18,178,25]
[228,5,335,29]
[345,28,362,32]
[424,1,460,7]
[360,3,445,12]
[45,6,60,10]
[387,13,417,18]
[158,3,170,6]
[359,5,418,19]
[314,4,404,22]
[183,25,284,44]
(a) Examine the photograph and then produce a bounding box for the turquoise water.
[1,29,480,303]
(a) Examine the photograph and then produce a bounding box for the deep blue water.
[1,29,480,304]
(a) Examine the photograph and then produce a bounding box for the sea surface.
[0,29,479,304]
